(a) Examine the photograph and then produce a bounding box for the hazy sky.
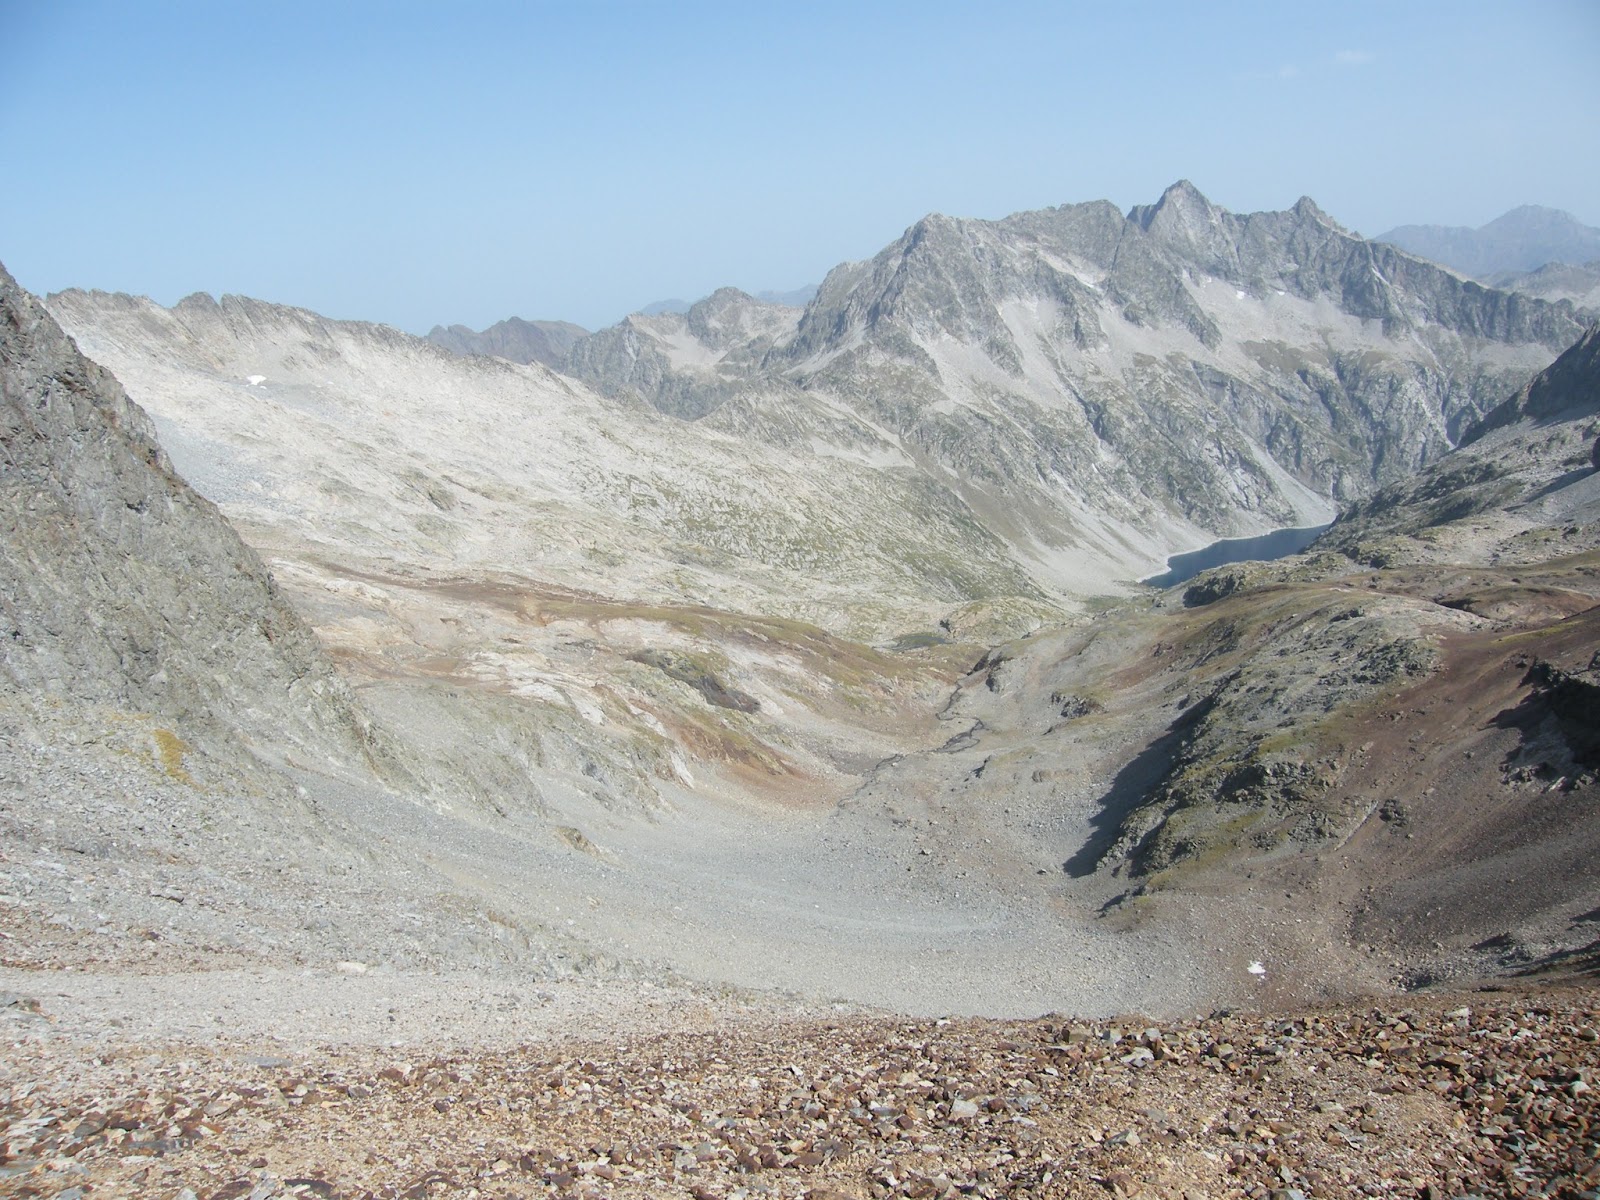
[2,1,1597,333]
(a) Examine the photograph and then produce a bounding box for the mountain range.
[560,181,1581,582]
[6,180,1599,1030]
[423,315,588,369]
[1488,258,1600,311]
[1378,203,1600,288]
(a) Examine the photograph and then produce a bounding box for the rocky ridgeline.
[561,183,1585,582]
[44,188,1591,630]
[0,264,378,785]
[43,283,1043,639]
[564,288,804,421]
[1,986,1595,1198]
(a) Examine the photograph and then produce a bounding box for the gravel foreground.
[2,981,1595,1200]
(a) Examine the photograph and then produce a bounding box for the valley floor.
[0,976,1594,1199]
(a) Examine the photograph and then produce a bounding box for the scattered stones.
[1,984,1593,1199]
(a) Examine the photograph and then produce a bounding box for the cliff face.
[0,264,373,779]
[1321,321,1600,554]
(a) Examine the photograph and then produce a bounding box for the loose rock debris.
[1,985,1595,1199]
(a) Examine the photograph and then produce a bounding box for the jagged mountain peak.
[554,182,1584,599]
[1127,178,1220,231]
[904,209,968,240]
[1127,180,1239,276]
[1290,194,1336,227]
[783,182,1574,367]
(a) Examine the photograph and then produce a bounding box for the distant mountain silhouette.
[1378,205,1600,280]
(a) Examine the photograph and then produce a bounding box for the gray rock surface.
[562,286,802,419]
[1463,321,1600,441]
[11,267,1232,1022]
[0,263,374,783]
[46,284,1046,641]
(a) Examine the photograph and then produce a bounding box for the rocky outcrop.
[0,264,375,779]
[628,648,760,713]
[1098,591,1442,877]
[1514,654,1600,777]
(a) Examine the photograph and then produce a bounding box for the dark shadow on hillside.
[1061,691,1217,878]
[1490,657,1600,775]
[1520,466,1594,505]
[1513,936,1600,980]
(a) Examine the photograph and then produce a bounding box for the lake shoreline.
[1142,522,1334,588]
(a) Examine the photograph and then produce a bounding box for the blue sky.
[2,1,1597,333]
